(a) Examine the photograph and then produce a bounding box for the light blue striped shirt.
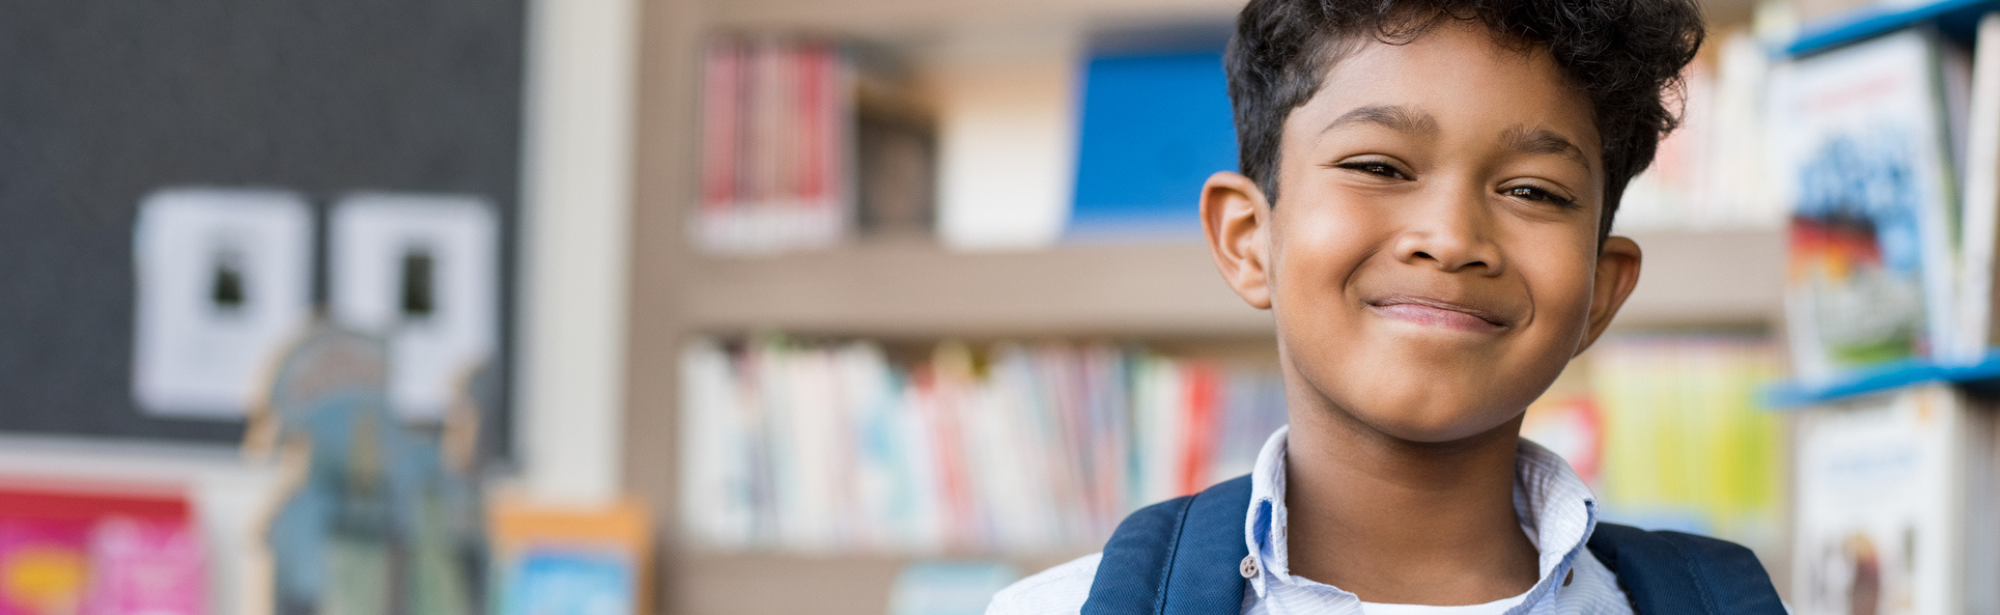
[988,426,1634,615]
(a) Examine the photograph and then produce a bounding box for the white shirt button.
[1240,554,1259,578]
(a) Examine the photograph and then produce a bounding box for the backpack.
[1080,475,1786,615]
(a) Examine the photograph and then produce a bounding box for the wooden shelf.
[665,551,1085,615]
[707,0,1240,34]
[671,229,1784,338]
[676,237,1269,337]
[705,0,1756,38]
[1613,228,1786,328]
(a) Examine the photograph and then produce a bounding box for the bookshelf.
[1786,0,1999,55]
[707,0,1759,35]
[672,229,1784,338]
[624,0,1789,613]
[707,0,1239,34]
[669,552,1086,615]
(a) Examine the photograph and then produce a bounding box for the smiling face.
[1203,22,1643,444]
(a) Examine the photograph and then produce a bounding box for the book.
[1790,384,1998,615]
[695,37,853,254]
[852,49,936,238]
[0,484,201,615]
[676,336,1285,554]
[1954,13,2000,365]
[1066,48,1236,239]
[886,561,1019,615]
[81,518,204,615]
[1613,30,1789,232]
[1570,334,1784,544]
[496,549,632,615]
[1701,32,1786,230]
[488,496,652,615]
[1769,29,1962,382]
[932,29,1079,251]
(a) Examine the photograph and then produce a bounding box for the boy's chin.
[1341,402,1524,446]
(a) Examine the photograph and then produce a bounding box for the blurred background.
[2,0,1998,614]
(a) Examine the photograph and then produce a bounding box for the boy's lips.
[1365,295,1511,333]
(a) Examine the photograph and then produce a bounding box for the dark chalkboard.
[0,0,525,445]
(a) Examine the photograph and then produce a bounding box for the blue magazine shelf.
[1766,352,2000,407]
[1787,0,2000,56]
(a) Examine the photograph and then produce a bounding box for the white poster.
[330,193,498,422]
[131,188,315,418]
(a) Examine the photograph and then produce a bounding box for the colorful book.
[1769,29,1961,381]
[0,485,200,615]
[1581,334,1783,541]
[81,518,204,615]
[489,497,651,615]
[674,337,1287,554]
[694,38,853,254]
[497,549,633,615]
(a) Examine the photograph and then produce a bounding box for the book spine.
[1959,14,2000,363]
[673,338,1289,554]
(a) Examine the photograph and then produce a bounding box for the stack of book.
[1765,8,2000,613]
[1771,15,2000,380]
[1615,32,1789,232]
[1571,335,1785,543]
[677,337,1286,554]
[696,37,853,254]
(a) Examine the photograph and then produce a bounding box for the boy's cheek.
[1520,243,1604,339]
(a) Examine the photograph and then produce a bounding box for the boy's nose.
[1391,191,1504,276]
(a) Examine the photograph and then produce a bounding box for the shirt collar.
[1241,426,1600,606]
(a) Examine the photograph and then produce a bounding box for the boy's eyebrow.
[1323,105,1439,137]
[1500,125,1592,173]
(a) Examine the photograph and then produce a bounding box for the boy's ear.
[1201,171,1273,310]
[1576,235,1642,356]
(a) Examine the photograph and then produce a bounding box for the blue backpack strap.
[1586,522,1786,615]
[1082,475,1254,615]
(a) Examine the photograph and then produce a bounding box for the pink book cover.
[0,485,197,615]
[79,518,204,615]
[0,517,92,615]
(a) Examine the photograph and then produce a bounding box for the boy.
[990,0,1784,613]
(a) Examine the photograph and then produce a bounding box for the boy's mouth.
[1365,296,1510,333]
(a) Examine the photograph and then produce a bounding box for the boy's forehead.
[1291,25,1601,162]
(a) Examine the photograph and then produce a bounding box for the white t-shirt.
[987,427,1634,615]
[1361,593,1525,615]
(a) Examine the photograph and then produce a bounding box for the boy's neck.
[1282,405,1541,606]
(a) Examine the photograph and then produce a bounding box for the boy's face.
[1202,22,1642,443]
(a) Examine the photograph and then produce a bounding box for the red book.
[700,38,741,209]
[1177,364,1222,496]
[797,42,825,203]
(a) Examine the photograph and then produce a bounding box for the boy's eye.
[1501,185,1579,209]
[1334,160,1410,180]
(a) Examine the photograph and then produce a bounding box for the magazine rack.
[1788,0,2000,56]
[1772,6,2000,614]
[1766,352,2000,406]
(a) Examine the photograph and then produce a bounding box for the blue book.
[499,548,634,615]
[1068,50,1238,239]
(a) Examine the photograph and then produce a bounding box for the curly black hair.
[1225,0,1705,239]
